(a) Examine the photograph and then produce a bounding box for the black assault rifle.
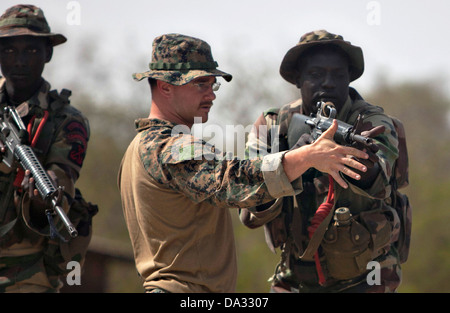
[0,106,77,239]
[287,101,374,149]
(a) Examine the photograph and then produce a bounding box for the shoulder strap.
[31,89,72,157]
[277,99,302,152]
[299,206,336,261]
[347,100,384,126]
[298,182,343,261]
[389,116,409,189]
[278,99,302,136]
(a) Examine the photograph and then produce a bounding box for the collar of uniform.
[134,118,179,132]
[0,77,51,118]
[0,77,6,105]
[336,94,353,122]
[296,95,352,118]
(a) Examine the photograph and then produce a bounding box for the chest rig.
[0,88,71,240]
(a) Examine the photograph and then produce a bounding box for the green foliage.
[366,78,450,293]
[232,215,280,292]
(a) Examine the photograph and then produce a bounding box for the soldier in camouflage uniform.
[118,33,370,293]
[240,30,410,292]
[0,5,93,292]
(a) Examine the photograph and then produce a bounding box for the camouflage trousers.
[0,252,61,293]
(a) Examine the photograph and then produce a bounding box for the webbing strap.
[298,176,340,264]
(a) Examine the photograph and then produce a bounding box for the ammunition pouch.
[44,188,98,275]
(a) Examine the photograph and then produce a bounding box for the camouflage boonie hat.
[280,30,364,84]
[0,5,66,46]
[133,33,232,85]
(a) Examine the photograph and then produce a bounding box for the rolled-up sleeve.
[261,151,303,198]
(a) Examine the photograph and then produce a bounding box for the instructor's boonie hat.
[133,33,232,85]
[0,5,66,46]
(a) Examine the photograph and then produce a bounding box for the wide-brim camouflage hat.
[280,30,364,84]
[133,33,232,85]
[0,5,66,46]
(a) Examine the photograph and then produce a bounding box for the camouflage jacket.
[118,118,299,292]
[0,77,90,292]
[240,87,404,292]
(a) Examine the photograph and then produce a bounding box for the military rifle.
[0,106,77,239]
[287,101,374,149]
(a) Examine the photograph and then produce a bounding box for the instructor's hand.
[284,120,369,189]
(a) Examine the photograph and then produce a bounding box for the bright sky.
[1,0,450,112]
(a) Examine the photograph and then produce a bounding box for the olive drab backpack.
[386,116,411,264]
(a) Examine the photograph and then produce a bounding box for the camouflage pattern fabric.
[133,33,232,85]
[0,4,66,46]
[136,118,276,207]
[0,77,91,293]
[241,87,405,293]
[118,118,297,292]
[279,29,364,84]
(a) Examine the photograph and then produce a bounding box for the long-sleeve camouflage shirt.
[118,118,299,293]
[240,87,403,292]
[0,77,90,292]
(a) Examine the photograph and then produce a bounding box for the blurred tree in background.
[365,77,450,292]
[44,41,450,293]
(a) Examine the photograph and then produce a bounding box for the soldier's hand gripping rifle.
[287,101,381,166]
[0,106,78,239]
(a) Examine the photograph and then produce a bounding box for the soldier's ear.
[157,80,173,98]
[45,45,53,63]
[295,75,303,89]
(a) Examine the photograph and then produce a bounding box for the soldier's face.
[170,76,217,127]
[297,49,350,116]
[0,36,52,92]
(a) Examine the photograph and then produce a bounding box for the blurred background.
[1,0,449,292]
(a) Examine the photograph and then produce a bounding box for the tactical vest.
[0,88,73,239]
[0,88,97,275]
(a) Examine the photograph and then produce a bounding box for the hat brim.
[132,68,232,85]
[0,28,67,46]
[280,39,364,84]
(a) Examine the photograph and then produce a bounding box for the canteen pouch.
[321,206,398,281]
[322,217,372,280]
